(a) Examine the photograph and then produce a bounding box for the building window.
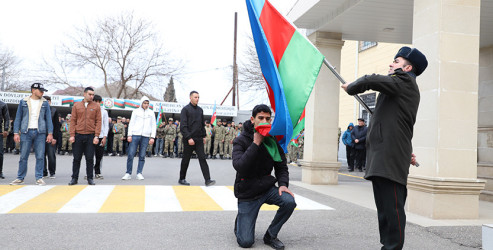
[359,41,377,52]
[359,93,376,126]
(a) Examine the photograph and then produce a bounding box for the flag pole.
[322,58,373,115]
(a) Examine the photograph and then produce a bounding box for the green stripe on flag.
[278,31,324,126]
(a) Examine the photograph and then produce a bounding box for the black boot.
[263,232,285,249]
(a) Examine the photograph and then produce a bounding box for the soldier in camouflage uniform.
[204,121,212,158]
[223,121,234,159]
[61,114,72,155]
[112,116,125,156]
[163,118,176,158]
[212,119,225,159]
[176,120,183,158]
[298,129,304,160]
[155,122,166,156]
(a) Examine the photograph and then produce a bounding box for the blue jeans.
[154,138,164,155]
[18,129,46,180]
[235,186,297,248]
[126,135,149,174]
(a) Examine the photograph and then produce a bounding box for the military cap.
[117,116,122,119]
[394,47,428,76]
[169,117,174,121]
[217,119,221,122]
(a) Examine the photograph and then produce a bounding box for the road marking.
[58,185,115,213]
[0,185,334,214]
[173,186,222,211]
[338,173,365,179]
[9,185,86,213]
[145,186,182,212]
[0,185,54,213]
[99,185,145,213]
[200,186,237,211]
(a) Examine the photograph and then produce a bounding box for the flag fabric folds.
[246,0,324,152]
[156,104,165,127]
[210,101,217,126]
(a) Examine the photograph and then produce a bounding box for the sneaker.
[49,174,56,179]
[36,179,46,186]
[205,179,216,187]
[136,173,144,180]
[10,179,24,185]
[122,173,131,180]
[95,174,104,180]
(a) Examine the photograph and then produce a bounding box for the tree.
[238,36,265,91]
[56,11,183,99]
[163,77,177,102]
[0,44,25,91]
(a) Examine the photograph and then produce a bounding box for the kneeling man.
[232,104,296,249]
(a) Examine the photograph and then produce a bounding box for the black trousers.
[354,148,366,169]
[372,176,407,250]
[345,145,354,170]
[71,134,95,180]
[179,138,211,181]
[94,140,105,175]
[44,142,56,176]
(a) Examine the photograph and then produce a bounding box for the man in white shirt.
[122,96,156,180]
[92,95,108,179]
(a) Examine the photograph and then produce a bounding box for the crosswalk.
[0,185,334,214]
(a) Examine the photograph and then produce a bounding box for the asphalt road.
[0,153,482,249]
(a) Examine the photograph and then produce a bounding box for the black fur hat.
[395,47,428,76]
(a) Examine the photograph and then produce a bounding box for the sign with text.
[0,91,237,116]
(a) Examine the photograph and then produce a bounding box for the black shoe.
[87,179,95,185]
[220,155,223,159]
[348,169,354,172]
[0,173,5,179]
[164,153,168,158]
[178,179,190,186]
[213,155,217,159]
[358,168,363,172]
[263,232,285,249]
[68,179,78,185]
[14,149,19,155]
[205,179,216,187]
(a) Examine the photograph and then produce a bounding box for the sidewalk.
[292,160,493,227]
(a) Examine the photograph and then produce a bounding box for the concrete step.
[483,224,493,250]
[478,176,493,191]
[478,162,493,177]
[480,190,493,202]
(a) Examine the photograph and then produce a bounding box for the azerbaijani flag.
[114,99,125,109]
[149,103,154,110]
[62,97,73,106]
[124,99,140,109]
[156,104,164,127]
[210,101,217,126]
[74,98,83,103]
[291,108,305,140]
[246,0,324,152]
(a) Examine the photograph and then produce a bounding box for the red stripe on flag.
[264,75,276,112]
[259,0,295,66]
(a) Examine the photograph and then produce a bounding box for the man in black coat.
[232,104,296,249]
[351,118,367,172]
[342,47,426,250]
[0,100,9,179]
[43,96,61,178]
[178,90,215,186]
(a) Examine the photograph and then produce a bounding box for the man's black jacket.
[351,125,367,150]
[0,101,10,133]
[232,120,289,201]
[50,106,61,140]
[180,102,206,142]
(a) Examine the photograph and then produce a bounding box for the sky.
[0,0,296,109]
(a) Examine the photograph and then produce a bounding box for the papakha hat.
[394,47,428,76]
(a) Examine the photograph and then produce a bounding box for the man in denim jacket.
[10,83,53,186]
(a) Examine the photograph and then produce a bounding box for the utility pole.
[232,12,238,108]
